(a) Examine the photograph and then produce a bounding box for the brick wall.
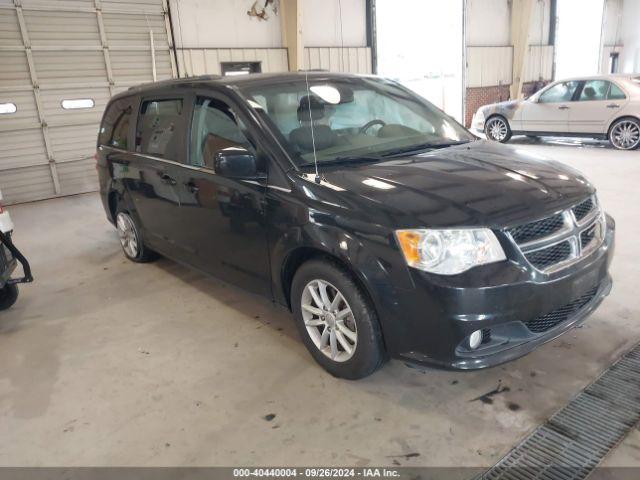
[464,85,511,128]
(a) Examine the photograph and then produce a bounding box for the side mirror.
[214,147,263,179]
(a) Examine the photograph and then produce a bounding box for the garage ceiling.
[0,0,176,205]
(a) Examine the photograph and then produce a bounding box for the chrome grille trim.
[506,196,604,274]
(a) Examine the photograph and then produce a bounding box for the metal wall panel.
[304,47,372,74]
[522,45,554,83]
[0,0,176,205]
[0,166,56,204]
[466,46,513,88]
[466,45,554,88]
[176,48,289,77]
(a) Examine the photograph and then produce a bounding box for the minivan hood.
[296,140,594,229]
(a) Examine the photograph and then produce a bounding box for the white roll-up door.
[0,0,176,205]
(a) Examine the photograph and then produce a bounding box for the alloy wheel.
[486,117,508,142]
[610,120,640,150]
[300,279,357,362]
[116,212,139,258]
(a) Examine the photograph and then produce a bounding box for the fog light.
[468,330,482,350]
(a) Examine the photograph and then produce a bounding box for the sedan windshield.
[239,76,474,167]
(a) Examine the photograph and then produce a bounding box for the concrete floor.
[1,137,639,467]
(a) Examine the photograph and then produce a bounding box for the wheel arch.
[607,114,640,136]
[108,190,119,221]
[281,246,377,314]
[485,113,511,128]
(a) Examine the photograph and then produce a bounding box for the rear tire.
[0,283,18,311]
[608,117,640,150]
[485,115,512,143]
[115,208,158,263]
[291,259,386,379]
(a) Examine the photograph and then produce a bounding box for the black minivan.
[96,73,614,379]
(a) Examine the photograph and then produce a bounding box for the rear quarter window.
[99,97,134,149]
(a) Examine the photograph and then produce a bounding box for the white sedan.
[471,74,640,150]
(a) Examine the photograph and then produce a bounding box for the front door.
[520,80,580,133]
[174,94,271,296]
[569,80,630,134]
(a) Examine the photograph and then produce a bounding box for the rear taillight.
[94,152,99,171]
[0,202,4,214]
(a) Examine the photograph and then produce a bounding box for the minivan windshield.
[239,76,474,167]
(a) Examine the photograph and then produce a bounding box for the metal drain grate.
[480,343,640,480]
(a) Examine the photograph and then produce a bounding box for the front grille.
[572,197,595,222]
[525,286,599,333]
[481,328,492,344]
[508,213,565,244]
[524,241,572,270]
[507,196,603,273]
[581,223,597,249]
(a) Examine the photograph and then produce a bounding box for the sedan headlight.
[395,228,506,275]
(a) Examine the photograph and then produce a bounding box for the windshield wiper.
[382,140,471,158]
[298,155,384,167]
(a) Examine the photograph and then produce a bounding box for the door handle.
[185,181,199,194]
[158,172,177,185]
[607,103,620,108]
[558,105,570,110]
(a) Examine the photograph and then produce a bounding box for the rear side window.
[135,98,184,159]
[99,97,134,149]
[608,83,626,100]
[578,80,609,101]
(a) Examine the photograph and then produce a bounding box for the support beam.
[510,0,536,99]
[280,0,303,71]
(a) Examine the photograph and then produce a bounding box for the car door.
[126,95,189,256]
[171,91,271,296]
[520,80,580,133]
[569,80,630,134]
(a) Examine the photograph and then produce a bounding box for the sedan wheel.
[301,279,357,362]
[609,118,640,150]
[485,116,512,143]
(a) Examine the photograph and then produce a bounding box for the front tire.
[115,210,158,263]
[0,283,18,311]
[485,115,512,143]
[608,117,640,150]
[291,259,386,379]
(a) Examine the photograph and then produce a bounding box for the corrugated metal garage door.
[0,0,176,205]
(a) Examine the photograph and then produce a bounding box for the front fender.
[269,206,415,356]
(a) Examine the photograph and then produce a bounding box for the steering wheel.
[359,119,386,135]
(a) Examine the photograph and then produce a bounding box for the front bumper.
[470,112,485,133]
[392,214,615,370]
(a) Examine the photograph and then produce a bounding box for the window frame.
[576,80,611,102]
[607,81,627,100]
[98,95,137,151]
[538,81,581,104]
[186,88,267,173]
[135,93,189,162]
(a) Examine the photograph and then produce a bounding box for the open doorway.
[555,0,605,79]
[375,0,465,123]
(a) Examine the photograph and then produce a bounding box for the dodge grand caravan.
[96,73,614,379]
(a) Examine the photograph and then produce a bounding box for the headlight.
[395,228,506,275]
